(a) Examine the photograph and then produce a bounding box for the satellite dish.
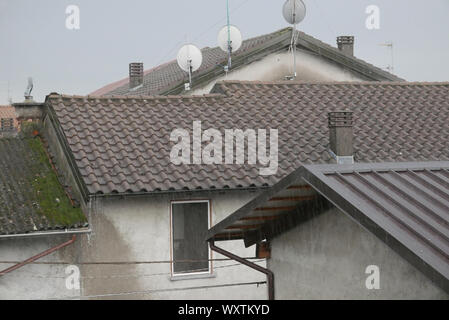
[217,25,242,53]
[24,77,33,100]
[282,0,306,25]
[177,44,203,73]
[177,44,203,90]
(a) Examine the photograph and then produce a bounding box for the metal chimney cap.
[328,111,353,128]
[337,36,354,44]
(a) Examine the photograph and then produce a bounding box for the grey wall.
[0,190,268,300]
[81,190,267,300]
[190,50,364,95]
[268,207,448,300]
[0,234,83,300]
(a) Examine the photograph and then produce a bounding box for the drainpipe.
[209,240,275,300]
[0,235,76,276]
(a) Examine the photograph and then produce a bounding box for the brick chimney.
[129,62,144,89]
[337,36,354,56]
[328,111,354,164]
[13,101,45,127]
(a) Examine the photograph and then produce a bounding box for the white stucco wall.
[0,190,267,300]
[80,190,267,300]
[268,207,448,300]
[191,50,365,95]
[0,235,82,300]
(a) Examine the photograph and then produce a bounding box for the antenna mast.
[226,0,231,70]
[217,5,242,74]
[379,42,394,74]
[282,0,306,80]
[292,0,297,78]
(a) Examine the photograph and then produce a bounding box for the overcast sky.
[0,0,448,104]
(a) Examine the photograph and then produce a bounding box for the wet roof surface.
[0,136,88,236]
[48,81,449,195]
[207,161,449,293]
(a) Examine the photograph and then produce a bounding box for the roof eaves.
[207,161,449,293]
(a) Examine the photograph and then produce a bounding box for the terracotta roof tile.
[47,81,449,195]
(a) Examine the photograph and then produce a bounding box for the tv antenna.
[24,77,33,101]
[282,0,306,79]
[176,44,203,91]
[218,0,243,72]
[379,42,394,74]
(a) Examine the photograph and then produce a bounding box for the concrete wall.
[268,207,448,299]
[190,50,364,95]
[0,234,83,300]
[80,190,267,299]
[0,190,267,300]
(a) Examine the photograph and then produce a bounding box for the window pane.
[172,202,209,274]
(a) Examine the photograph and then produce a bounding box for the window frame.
[169,199,213,278]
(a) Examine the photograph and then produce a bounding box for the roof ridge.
[90,27,292,96]
[215,80,449,86]
[48,92,225,101]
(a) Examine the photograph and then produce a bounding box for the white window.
[170,200,211,276]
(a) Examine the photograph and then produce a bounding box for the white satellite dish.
[218,25,242,53]
[282,0,306,25]
[177,44,203,90]
[177,44,202,73]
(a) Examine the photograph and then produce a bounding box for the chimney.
[129,62,144,89]
[337,36,354,56]
[328,111,354,164]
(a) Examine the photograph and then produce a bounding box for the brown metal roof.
[46,81,449,197]
[206,161,449,293]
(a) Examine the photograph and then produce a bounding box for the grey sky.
[0,0,448,104]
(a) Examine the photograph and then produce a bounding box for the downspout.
[0,235,76,276]
[209,240,274,300]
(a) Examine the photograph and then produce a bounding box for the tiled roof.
[0,106,18,130]
[0,106,15,118]
[91,28,402,96]
[0,136,88,235]
[47,81,449,195]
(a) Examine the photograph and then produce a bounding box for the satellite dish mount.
[177,44,203,91]
[226,0,232,69]
[24,77,34,101]
[218,0,242,73]
[282,0,306,80]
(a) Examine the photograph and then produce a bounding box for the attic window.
[0,118,14,131]
[171,200,211,276]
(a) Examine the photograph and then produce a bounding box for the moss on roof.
[0,122,87,235]
[26,137,86,226]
